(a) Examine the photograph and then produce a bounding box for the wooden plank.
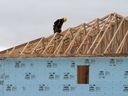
[53,28,71,55]
[75,27,93,54]
[20,42,30,55]
[87,15,111,54]
[42,33,58,55]
[64,26,84,55]
[92,14,116,54]
[104,18,124,53]
[8,47,15,55]
[116,30,128,53]
[77,65,89,84]
[31,37,45,54]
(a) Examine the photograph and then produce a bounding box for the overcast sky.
[0,0,128,51]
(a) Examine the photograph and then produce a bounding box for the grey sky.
[0,0,128,51]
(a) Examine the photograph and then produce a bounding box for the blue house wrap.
[0,57,128,96]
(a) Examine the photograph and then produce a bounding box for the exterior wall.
[0,57,128,96]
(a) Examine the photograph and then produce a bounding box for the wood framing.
[0,13,128,57]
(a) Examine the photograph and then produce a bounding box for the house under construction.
[0,13,128,96]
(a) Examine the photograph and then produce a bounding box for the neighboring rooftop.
[0,13,128,58]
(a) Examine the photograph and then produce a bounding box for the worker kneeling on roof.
[53,17,67,34]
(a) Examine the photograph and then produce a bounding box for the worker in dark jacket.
[53,17,67,33]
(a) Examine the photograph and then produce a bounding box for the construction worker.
[53,17,67,34]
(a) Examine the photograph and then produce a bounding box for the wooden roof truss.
[0,13,128,57]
